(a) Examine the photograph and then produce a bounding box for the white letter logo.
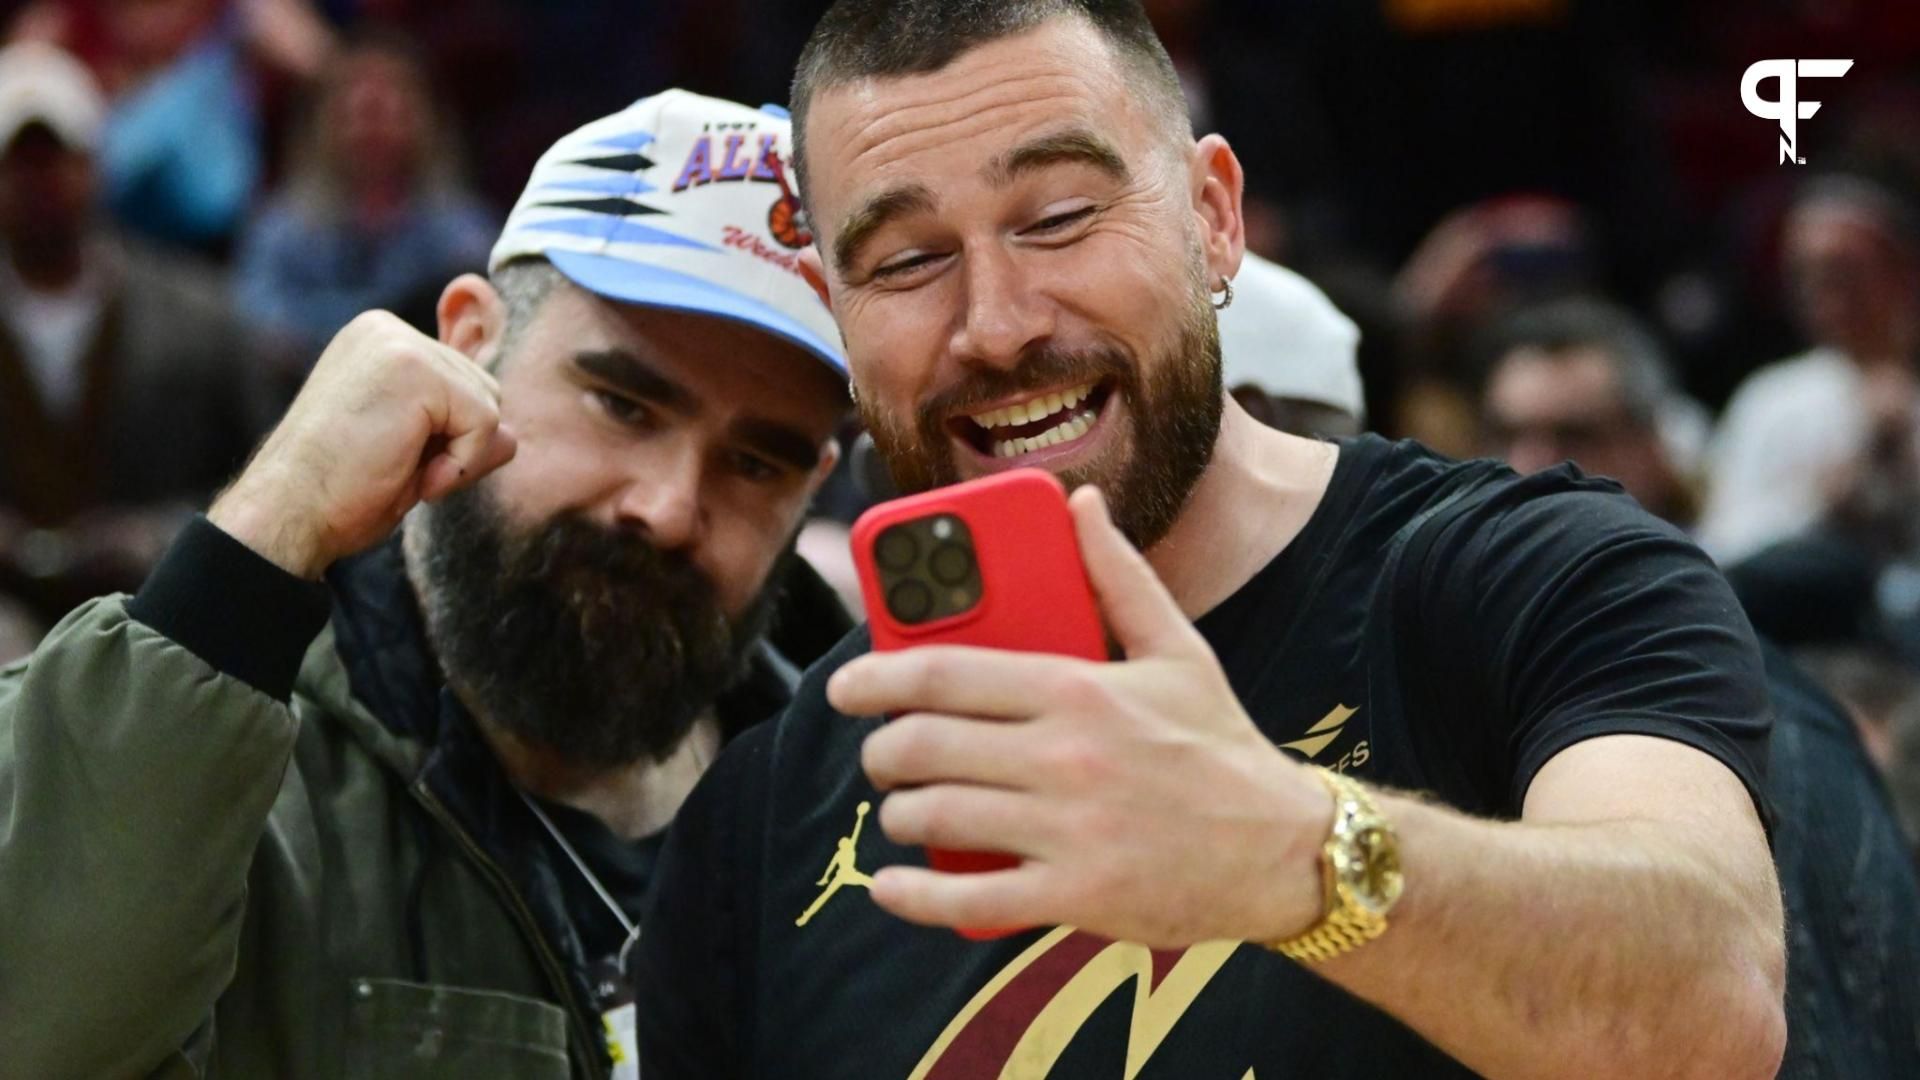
[1742,60,1854,165]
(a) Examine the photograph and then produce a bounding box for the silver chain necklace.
[519,790,644,971]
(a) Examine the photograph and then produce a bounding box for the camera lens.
[887,579,936,624]
[927,542,974,587]
[875,526,919,572]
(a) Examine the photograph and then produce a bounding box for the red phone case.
[850,469,1107,940]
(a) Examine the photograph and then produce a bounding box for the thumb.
[1068,485,1199,659]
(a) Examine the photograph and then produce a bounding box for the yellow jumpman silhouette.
[796,800,874,927]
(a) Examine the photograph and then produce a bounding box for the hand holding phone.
[850,469,1105,938]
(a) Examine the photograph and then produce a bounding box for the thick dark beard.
[862,276,1223,549]
[411,483,783,770]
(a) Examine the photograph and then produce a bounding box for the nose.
[948,245,1053,371]
[613,439,705,551]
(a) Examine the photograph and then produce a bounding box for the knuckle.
[346,309,396,335]
[466,393,503,426]
[915,792,961,847]
[1052,666,1112,714]
[861,722,915,786]
[910,652,957,702]
[1044,734,1112,790]
[877,790,926,844]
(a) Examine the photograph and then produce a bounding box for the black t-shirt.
[636,435,1772,1078]
[525,794,664,976]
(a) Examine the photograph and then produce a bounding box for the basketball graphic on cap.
[766,152,811,250]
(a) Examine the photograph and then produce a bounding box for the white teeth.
[988,406,1101,459]
[968,382,1097,431]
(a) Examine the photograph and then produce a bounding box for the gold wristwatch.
[1269,767,1404,963]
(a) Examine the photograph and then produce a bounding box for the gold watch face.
[1333,824,1404,915]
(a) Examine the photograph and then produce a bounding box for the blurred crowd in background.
[0,0,1917,847]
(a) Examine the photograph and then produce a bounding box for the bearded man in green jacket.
[0,90,851,1079]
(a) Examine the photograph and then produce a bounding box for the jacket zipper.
[412,780,607,1078]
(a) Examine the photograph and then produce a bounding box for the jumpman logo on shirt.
[796,800,874,927]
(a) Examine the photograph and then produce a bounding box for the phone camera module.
[875,526,920,572]
[872,511,980,626]
[927,543,974,587]
[887,578,937,624]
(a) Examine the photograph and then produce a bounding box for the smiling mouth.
[951,379,1115,459]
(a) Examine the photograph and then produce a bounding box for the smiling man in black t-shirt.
[636,3,1788,1077]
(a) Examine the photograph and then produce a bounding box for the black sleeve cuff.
[127,515,332,701]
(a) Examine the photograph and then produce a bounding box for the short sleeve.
[1429,485,1773,824]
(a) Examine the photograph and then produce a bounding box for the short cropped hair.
[1479,297,1678,427]
[790,0,1190,201]
[487,257,566,370]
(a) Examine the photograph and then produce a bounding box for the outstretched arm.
[834,488,1786,1080]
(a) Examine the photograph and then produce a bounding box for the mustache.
[503,512,727,645]
[519,513,709,591]
[915,342,1136,431]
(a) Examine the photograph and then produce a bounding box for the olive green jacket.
[0,520,835,1078]
[0,600,605,1078]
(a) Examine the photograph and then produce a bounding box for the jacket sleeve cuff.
[127,515,332,701]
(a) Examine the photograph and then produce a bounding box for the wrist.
[1266,767,1404,964]
[1260,757,1342,942]
[208,476,331,580]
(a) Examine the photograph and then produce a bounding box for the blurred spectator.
[11,0,335,252]
[0,41,266,623]
[1700,172,1920,564]
[1391,194,1597,455]
[1759,639,1920,1077]
[1474,293,1920,1076]
[1218,253,1364,439]
[1479,296,1707,527]
[234,33,492,371]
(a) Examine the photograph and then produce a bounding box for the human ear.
[437,274,508,364]
[1189,134,1248,286]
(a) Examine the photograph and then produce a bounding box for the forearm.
[0,519,329,1074]
[1312,796,1786,1080]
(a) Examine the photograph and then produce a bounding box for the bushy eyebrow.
[984,128,1129,189]
[832,183,936,277]
[829,128,1129,277]
[574,348,694,414]
[730,416,823,471]
[574,348,821,471]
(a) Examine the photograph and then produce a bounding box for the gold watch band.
[1270,897,1388,963]
[1268,767,1398,964]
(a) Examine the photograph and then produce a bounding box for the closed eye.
[872,251,949,282]
[1023,205,1097,237]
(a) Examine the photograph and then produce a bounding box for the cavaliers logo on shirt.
[792,703,1364,1076]
[907,929,1248,1079]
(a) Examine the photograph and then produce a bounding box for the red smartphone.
[850,468,1107,940]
